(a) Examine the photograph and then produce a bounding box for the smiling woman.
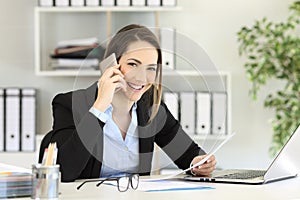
[40,24,217,182]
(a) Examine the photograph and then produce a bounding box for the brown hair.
[104,24,162,123]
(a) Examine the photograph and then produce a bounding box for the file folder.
[55,0,69,6]
[5,88,21,152]
[86,0,99,6]
[196,92,211,135]
[212,92,227,135]
[160,28,176,70]
[101,0,115,6]
[180,92,195,135]
[163,92,179,120]
[39,0,54,6]
[147,0,161,6]
[0,89,4,151]
[21,89,36,152]
[132,0,145,6]
[116,0,130,6]
[162,0,176,6]
[70,0,84,6]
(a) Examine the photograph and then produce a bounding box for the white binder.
[162,0,176,6]
[39,0,53,6]
[160,28,176,70]
[132,0,145,6]
[86,0,99,6]
[0,89,4,151]
[147,0,160,6]
[21,89,36,152]
[163,92,179,120]
[70,0,84,6]
[212,92,227,135]
[101,0,115,6]
[116,0,130,6]
[196,92,211,135]
[5,89,20,152]
[55,0,69,6]
[180,92,195,135]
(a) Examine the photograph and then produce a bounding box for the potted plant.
[237,1,300,156]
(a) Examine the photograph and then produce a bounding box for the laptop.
[184,124,300,184]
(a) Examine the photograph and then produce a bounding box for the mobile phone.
[99,53,118,73]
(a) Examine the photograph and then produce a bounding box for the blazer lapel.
[137,99,154,175]
[84,82,104,178]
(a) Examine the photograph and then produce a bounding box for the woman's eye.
[128,62,138,67]
[147,67,157,71]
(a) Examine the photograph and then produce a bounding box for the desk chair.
[38,130,53,163]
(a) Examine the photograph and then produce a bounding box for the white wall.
[0,0,295,169]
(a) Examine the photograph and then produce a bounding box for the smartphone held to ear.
[99,53,118,73]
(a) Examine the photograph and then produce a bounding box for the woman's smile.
[127,82,144,91]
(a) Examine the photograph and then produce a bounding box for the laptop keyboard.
[215,170,266,179]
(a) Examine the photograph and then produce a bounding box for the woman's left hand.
[190,155,217,176]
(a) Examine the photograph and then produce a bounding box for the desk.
[20,176,300,200]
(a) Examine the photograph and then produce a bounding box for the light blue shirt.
[89,103,139,178]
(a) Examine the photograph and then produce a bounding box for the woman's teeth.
[127,83,143,90]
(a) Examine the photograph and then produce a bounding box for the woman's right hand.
[93,65,127,112]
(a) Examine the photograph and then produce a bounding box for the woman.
[45,24,216,182]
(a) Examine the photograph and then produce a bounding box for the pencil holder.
[31,164,60,200]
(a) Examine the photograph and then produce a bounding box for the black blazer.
[46,82,205,182]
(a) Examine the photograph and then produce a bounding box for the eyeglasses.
[76,174,139,192]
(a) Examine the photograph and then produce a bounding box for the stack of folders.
[39,0,177,7]
[163,91,227,136]
[0,88,36,152]
[0,163,32,198]
[50,37,105,71]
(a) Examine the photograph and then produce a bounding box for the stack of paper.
[49,37,105,71]
[0,163,32,198]
[138,179,214,192]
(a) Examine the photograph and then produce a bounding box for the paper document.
[138,179,214,192]
[149,133,235,181]
[0,163,31,174]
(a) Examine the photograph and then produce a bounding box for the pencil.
[45,143,54,166]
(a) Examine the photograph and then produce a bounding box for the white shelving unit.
[33,6,231,174]
[152,70,231,174]
[163,70,232,139]
[0,135,44,168]
[34,6,181,76]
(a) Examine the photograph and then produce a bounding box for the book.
[56,37,99,48]
[51,45,105,60]
[50,58,99,70]
[54,44,98,55]
[0,163,32,198]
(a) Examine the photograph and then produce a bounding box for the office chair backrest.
[38,130,53,163]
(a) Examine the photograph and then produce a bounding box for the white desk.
[19,176,300,200]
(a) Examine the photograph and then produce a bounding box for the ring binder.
[0,89,4,151]
[5,88,21,152]
[21,89,36,152]
[212,92,227,135]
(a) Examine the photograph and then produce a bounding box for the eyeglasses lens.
[118,176,130,192]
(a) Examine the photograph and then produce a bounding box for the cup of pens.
[32,143,60,200]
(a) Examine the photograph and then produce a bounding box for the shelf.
[34,6,182,76]
[163,70,230,77]
[35,70,101,77]
[36,6,182,13]
[193,135,229,141]
[35,69,230,77]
